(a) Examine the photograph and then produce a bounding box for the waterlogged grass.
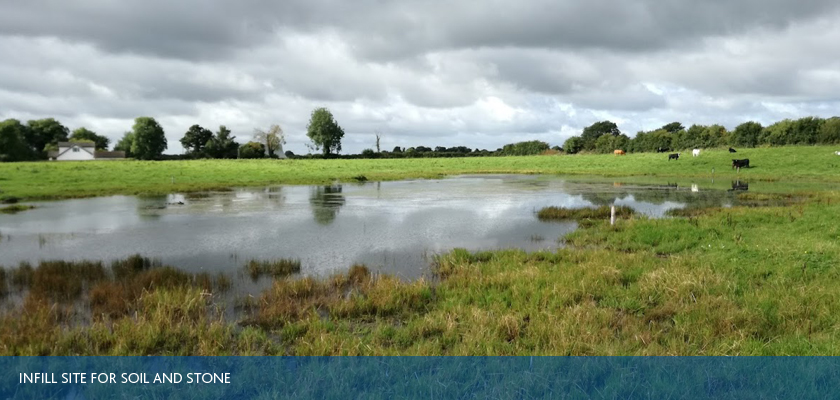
[1,146,840,200]
[537,205,634,221]
[0,204,35,214]
[245,259,301,281]
[2,191,840,355]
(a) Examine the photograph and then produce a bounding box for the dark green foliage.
[113,132,135,157]
[180,124,214,156]
[26,118,69,156]
[499,140,549,156]
[818,117,840,144]
[0,119,35,161]
[69,128,110,150]
[661,122,684,133]
[205,126,239,159]
[563,136,584,154]
[239,142,265,159]
[306,108,345,156]
[732,121,763,147]
[581,120,621,150]
[594,134,630,154]
[130,117,167,160]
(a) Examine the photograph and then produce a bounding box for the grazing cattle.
[692,148,701,157]
[614,149,626,155]
[668,153,680,160]
[729,147,737,153]
[732,159,750,170]
[657,147,669,153]
[835,151,840,156]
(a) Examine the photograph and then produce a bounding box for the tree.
[661,122,685,133]
[253,124,284,157]
[26,118,69,156]
[205,125,239,159]
[306,108,345,156]
[113,131,135,157]
[0,119,34,162]
[580,121,620,150]
[818,117,840,144]
[179,124,214,156]
[731,121,764,147]
[392,146,402,153]
[130,117,167,160]
[239,141,266,159]
[70,127,110,150]
[375,130,382,153]
[594,133,629,154]
[499,140,550,156]
[563,136,584,154]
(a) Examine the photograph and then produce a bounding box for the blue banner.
[1,357,838,399]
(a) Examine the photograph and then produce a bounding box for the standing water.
[0,175,737,280]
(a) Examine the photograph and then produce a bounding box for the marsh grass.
[0,268,7,298]
[537,205,634,221]
[4,192,840,355]
[0,204,35,214]
[245,259,301,280]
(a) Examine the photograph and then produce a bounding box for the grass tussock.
[0,204,35,214]
[537,205,634,221]
[245,259,301,280]
[247,264,433,330]
[0,269,7,298]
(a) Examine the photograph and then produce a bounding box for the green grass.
[0,204,35,214]
[1,145,839,200]
[537,205,634,221]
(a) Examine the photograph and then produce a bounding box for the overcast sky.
[2,1,840,154]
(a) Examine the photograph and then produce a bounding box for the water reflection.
[309,185,346,225]
[0,175,792,281]
[729,180,749,192]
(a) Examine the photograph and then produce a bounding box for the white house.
[49,142,125,161]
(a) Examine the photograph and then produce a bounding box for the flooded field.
[0,175,757,283]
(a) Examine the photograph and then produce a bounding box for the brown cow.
[614,149,626,155]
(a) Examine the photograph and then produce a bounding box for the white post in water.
[610,205,616,226]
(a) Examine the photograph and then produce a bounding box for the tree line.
[563,116,840,154]
[0,108,346,162]
[5,112,839,162]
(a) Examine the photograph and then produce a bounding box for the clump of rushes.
[537,205,634,221]
[0,268,7,298]
[245,259,301,281]
[247,264,433,329]
[0,204,35,214]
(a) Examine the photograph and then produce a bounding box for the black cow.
[657,147,669,153]
[732,159,750,170]
[729,147,737,153]
[668,153,680,160]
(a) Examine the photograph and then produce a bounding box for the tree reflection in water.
[309,185,346,225]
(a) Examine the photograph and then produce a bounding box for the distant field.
[1,145,839,200]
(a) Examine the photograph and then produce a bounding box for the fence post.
[610,205,616,226]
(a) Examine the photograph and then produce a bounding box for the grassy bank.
[2,190,839,355]
[1,146,839,200]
